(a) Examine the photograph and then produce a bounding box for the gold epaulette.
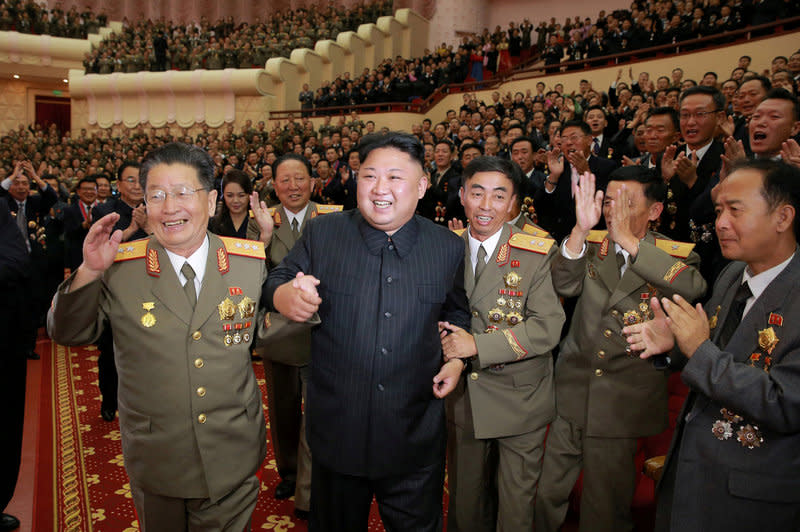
[655,238,695,258]
[586,230,608,243]
[451,228,466,236]
[522,223,550,238]
[219,236,266,259]
[316,205,343,214]
[114,239,148,262]
[508,233,555,255]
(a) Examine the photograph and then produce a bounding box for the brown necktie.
[181,262,197,308]
[291,218,300,240]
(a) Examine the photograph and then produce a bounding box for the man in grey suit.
[625,159,800,531]
[47,143,279,531]
[260,153,319,517]
[441,157,565,531]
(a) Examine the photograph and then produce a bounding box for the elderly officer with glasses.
[48,143,291,531]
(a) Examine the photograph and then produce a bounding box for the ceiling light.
[63,79,68,83]
[13,74,19,79]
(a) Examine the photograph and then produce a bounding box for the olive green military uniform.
[48,234,272,530]
[535,230,707,532]
[446,224,565,532]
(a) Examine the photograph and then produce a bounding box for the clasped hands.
[622,295,710,360]
[273,272,322,322]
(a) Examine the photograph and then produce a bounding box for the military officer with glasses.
[48,142,297,531]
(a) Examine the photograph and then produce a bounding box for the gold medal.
[708,305,721,329]
[506,311,523,326]
[141,302,156,328]
[238,296,256,319]
[488,308,506,323]
[243,332,251,343]
[507,298,516,309]
[224,333,233,346]
[496,296,507,307]
[758,327,779,354]
[218,298,236,320]
[588,264,598,279]
[622,310,642,326]
[503,272,521,289]
[233,332,242,344]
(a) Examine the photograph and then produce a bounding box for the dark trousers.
[0,278,28,512]
[309,458,444,532]
[97,325,118,410]
[263,360,302,480]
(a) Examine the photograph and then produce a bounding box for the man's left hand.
[607,183,639,257]
[660,294,709,358]
[439,321,478,361]
[249,192,274,244]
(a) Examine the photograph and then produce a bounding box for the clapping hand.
[623,297,675,358]
[249,191,274,244]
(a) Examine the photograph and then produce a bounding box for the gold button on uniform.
[198,413,207,424]
[196,387,206,397]
[470,372,479,381]
[194,358,204,368]
[603,329,612,338]
[597,350,606,359]
[611,310,619,317]
[192,331,202,340]
[595,369,604,376]
[472,310,480,317]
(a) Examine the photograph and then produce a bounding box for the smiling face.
[223,181,248,216]
[145,163,217,258]
[357,147,427,235]
[461,170,515,241]
[274,159,312,214]
[680,93,722,150]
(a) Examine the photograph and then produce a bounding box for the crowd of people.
[2,11,800,529]
[0,0,107,38]
[297,0,795,112]
[81,0,393,74]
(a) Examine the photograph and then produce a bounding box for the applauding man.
[535,166,706,532]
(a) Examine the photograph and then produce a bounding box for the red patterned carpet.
[42,339,433,531]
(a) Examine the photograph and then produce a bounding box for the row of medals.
[488,272,524,329]
[218,296,256,346]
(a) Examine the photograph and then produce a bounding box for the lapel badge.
[511,260,520,268]
[229,286,243,296]
[757,327,779,354]
[146,248,160,277]
[141,302,156,328]
[711,420,733,440]
[488,308,506,323]
[736,424,763,449]
[218,298,236,320]
[238,296,256,319]
[768,313,783,327]
[503,271,521,288]
[588,264,598,280]
[708,305,721,329]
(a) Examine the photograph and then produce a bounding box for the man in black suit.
[63,176,98,272]
[1,160,57,360]
[265,132,470,531]
[420,138,461,225]
[584,105,614,159]
[0,201,31,532]
[624,160,800,532]
[536,120,618,243]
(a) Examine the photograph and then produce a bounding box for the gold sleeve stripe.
[503,329,528,361]
[664,261,688,284]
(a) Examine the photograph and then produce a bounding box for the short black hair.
[646,107,680,133]
[741,75,772,93]
[608,165,667,204]
[560,120,592,136]
[272,153,313,177]
[140,143,214,190]
[509,136,540,153]
[763,88,800,121]
[76,176,97,189]
[358,132,425,168]
[459,143,484,158]
[461,156,523,197]
[117,160,140,181]
[703,71,718,80]
[584,105,607,120]
[731,159,800,239]
[679,85,726,111]
[434,138,456,153]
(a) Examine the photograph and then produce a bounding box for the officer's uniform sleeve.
[47,272,108,346]
[628,240,707,301]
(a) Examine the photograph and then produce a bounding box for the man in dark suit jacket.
[265,132,470,531]
[1,161,58,359]
[420,139,461,225]
[625,160,800,532]
[536,120,618,243]
[63,176,98,272]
